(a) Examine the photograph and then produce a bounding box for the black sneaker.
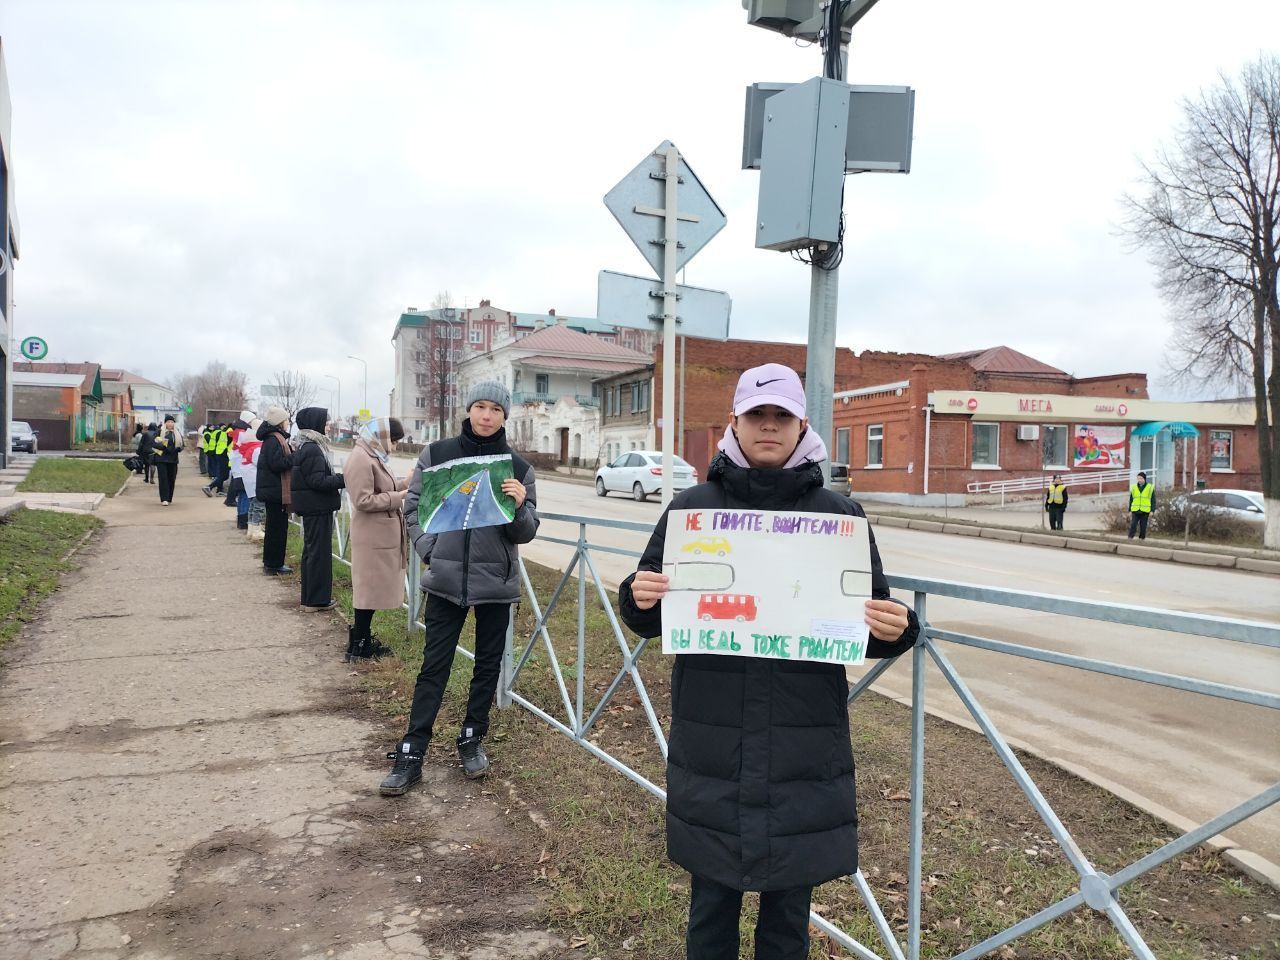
[263,565,294,576]
[380,742,424,796]
[457,732,489,780]
[201,486,214,498]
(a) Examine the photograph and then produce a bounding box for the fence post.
[908,590,927,960]
[498,606,515,709]
[407,552,421,632]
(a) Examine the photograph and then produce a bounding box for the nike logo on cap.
[755,378,784,387]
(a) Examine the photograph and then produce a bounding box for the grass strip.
[0,508,102,651]
[16,458,131,495]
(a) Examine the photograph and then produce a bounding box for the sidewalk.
[0,458,561,959]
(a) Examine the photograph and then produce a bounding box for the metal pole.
[922,405,931,497]
[678,334,686,459]
[347,355,367,414]
[660,144,680,505]
[804,27,847,487]
[324,374,341,433]
[907,592,927,960]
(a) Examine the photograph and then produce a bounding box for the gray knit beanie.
[264,405,289,427]
[464,380,511,417]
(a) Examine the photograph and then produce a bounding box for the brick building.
[654,340,1259,503]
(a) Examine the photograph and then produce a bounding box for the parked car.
[829,462,851,497]
[1175,489,1266,526]
[9,421,38,454]
[595,450,697,501]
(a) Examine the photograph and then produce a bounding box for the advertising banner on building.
[1209,430,1232,470]
[1073,425,1126,469]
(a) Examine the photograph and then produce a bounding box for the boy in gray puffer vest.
[381,381,539,794]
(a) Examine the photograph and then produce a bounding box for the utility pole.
[347,355,367,417]
[323,374,341,433]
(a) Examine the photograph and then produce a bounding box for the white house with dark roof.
[455,320,652,465]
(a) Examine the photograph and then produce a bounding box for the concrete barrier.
[979,528,1022,542]
[1117,543,1175,561]
[1172,550,1237,568]
[876,516,910,528]
[1019,533,1068,548]
[1236,557,1280,575]
[1065,538,1117,553]
[908,519,945,532]
[942,524,980,537]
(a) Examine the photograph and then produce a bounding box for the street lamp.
[323,374,341,434]
[347,355,367,417]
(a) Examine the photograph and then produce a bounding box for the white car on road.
[1175,488,1266,526]
[595,450,698,501]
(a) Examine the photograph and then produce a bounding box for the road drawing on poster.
[660,508,873,666]
[417,454,515,534]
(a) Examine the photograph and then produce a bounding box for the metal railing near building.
[308,497,1277,960]
[967,467,1131,504]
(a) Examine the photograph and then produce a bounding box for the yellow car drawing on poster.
[681,536,731,557]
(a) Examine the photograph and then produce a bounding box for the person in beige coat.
[344,418,408,662]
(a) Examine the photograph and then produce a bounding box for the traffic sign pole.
[660,144,680,505]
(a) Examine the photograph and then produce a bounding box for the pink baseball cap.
[733,363,806,418]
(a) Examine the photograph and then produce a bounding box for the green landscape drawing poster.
[417,454,516,534]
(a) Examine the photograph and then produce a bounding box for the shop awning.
[1130,420,1200,438]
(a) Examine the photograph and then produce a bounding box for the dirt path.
[0,459,563,960]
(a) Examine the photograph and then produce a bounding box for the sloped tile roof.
[514,324,651,362]
[940,346,1067,377]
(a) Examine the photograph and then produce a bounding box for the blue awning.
[1130,420,1200,438]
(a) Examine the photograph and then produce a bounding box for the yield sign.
[603,140,726,278]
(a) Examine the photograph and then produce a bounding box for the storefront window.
[971,423,999,466]
[867,424,884,467]
[1042,425,1067,468]
[1209,430,1232,470]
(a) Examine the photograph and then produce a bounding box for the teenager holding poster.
[619,363,919,960]
[381,381,539,794]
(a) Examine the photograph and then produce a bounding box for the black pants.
[1047,505,1065,530]
[687,874,812,960]
[404,594,510,749]
[354,607,376,636]
[155,462,177,502]
[143,459,154,483]
[198,449,207,475]
[1128,511,1149,539]
[300,512,334,607]
[262,501,289,569]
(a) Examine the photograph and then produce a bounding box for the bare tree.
[409,290,462,440]
[269,369,319,423]
[169,361,250,427]
[1122,53,1279,547]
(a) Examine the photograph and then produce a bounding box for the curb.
[865,513,1278,574]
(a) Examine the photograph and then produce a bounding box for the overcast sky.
[3,0,1277,412]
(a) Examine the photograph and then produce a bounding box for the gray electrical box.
[755,76,849,251]
[743,82,915,173]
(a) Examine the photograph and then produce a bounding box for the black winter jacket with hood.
[404,421,539,606]
[618,452,919,893]
[290,407,345,516]
[255,420,292,505]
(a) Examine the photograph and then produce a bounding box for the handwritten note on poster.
[660,508,873,665]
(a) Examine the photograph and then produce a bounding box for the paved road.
[352,455,1280,872]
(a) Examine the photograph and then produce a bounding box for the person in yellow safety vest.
[204,424,232,497]
[198,425,211,476]
[1045,475,1068,530]
[1128,471,1156,540]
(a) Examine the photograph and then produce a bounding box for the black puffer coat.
[290,407,344,516]
[404,422,539,606]
[255,421,292,505]
[618,452,919,893]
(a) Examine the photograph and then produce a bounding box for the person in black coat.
[256,407,294,576]
[136,423,157,484]
[619,364,919,960]
[149,416,184,505]
[291,406,345,610]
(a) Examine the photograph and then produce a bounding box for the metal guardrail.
[304,497,1278,960]
[967,467,1130,503]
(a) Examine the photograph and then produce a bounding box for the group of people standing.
[131,416,183,504]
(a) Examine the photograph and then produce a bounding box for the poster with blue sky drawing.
[661,508,872,665]
[417,454,515,534]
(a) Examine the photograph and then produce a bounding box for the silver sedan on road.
[595,450,697,501]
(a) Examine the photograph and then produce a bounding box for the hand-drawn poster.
[1073,425,1127,469]
[417,454,515,534]
[661,508,873,666]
